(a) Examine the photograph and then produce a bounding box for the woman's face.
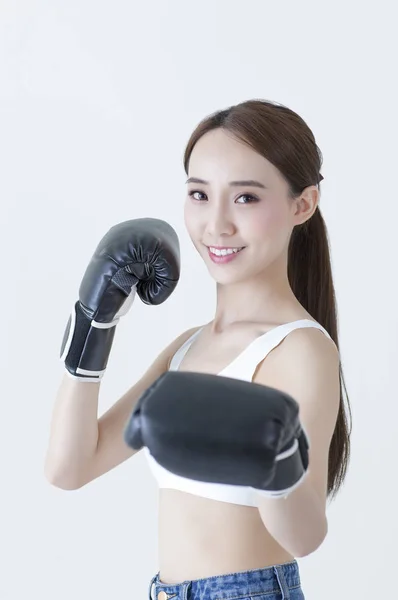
[184,128,299,285]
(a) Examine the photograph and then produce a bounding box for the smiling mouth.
[206,246,246,264]
[206,245,246,256]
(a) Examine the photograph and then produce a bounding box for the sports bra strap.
[169,319,334,380]
[219,319,333,381]
[169,327,203,371]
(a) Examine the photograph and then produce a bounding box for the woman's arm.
[253,328,340,557]
[44,326,201,490]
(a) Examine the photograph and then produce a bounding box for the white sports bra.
[143,319,332,507]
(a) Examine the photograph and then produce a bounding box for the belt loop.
[182,580,191,600]
[273,565,290,600]
[148,573,159,600]
[148,574,191,600]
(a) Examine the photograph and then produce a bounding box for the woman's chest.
[176,326,266,376]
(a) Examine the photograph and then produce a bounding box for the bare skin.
[157,309,316,584]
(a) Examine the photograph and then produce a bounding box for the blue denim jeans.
[149,560,305,599]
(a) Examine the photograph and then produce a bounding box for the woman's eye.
[236,194,258,204]
[188,191,259,203]
[188,190,207,201]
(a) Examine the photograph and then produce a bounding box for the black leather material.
[61,218,180,379]
[124,370,308,492]
[78,218,180,318]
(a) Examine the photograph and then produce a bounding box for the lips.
[206,246,246,264]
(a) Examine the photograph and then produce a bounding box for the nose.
[204,202,236,239]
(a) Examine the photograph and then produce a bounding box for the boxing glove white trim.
[60,304,77,363]
[64,368,104,382]
[76,366,107,377]
[251,467,309,501]
[91,318,120,329]
[275,438,299,462]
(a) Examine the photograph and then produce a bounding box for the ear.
[292,185,320,226]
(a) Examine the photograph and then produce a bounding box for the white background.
[1,1,397,598]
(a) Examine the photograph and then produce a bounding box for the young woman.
[45,99,351,600]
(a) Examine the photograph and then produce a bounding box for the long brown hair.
[183,99,351,500]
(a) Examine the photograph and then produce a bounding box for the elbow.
[46,476,83,491]
[294,518,328,558]
[44,465,85,491]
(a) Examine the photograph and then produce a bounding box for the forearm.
[255,473,327,557]
[44,373,100,488]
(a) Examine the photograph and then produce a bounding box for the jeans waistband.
[149,560,301,600]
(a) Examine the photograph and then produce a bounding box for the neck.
[211,260,300,334]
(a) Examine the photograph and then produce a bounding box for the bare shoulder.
[256,323,340,388]
[283,324,340,362]
[254,323,341,428]
[255,322,341,433]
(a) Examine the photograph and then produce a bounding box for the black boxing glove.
[124,371,309,499]
[60,218,180,382]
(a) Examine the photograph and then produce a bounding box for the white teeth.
[209,247,243,256]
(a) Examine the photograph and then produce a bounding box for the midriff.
[157,488,294,584]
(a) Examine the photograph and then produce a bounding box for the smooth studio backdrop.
[1,1,397,598]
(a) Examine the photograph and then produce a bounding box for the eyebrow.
[186,177,268,189]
